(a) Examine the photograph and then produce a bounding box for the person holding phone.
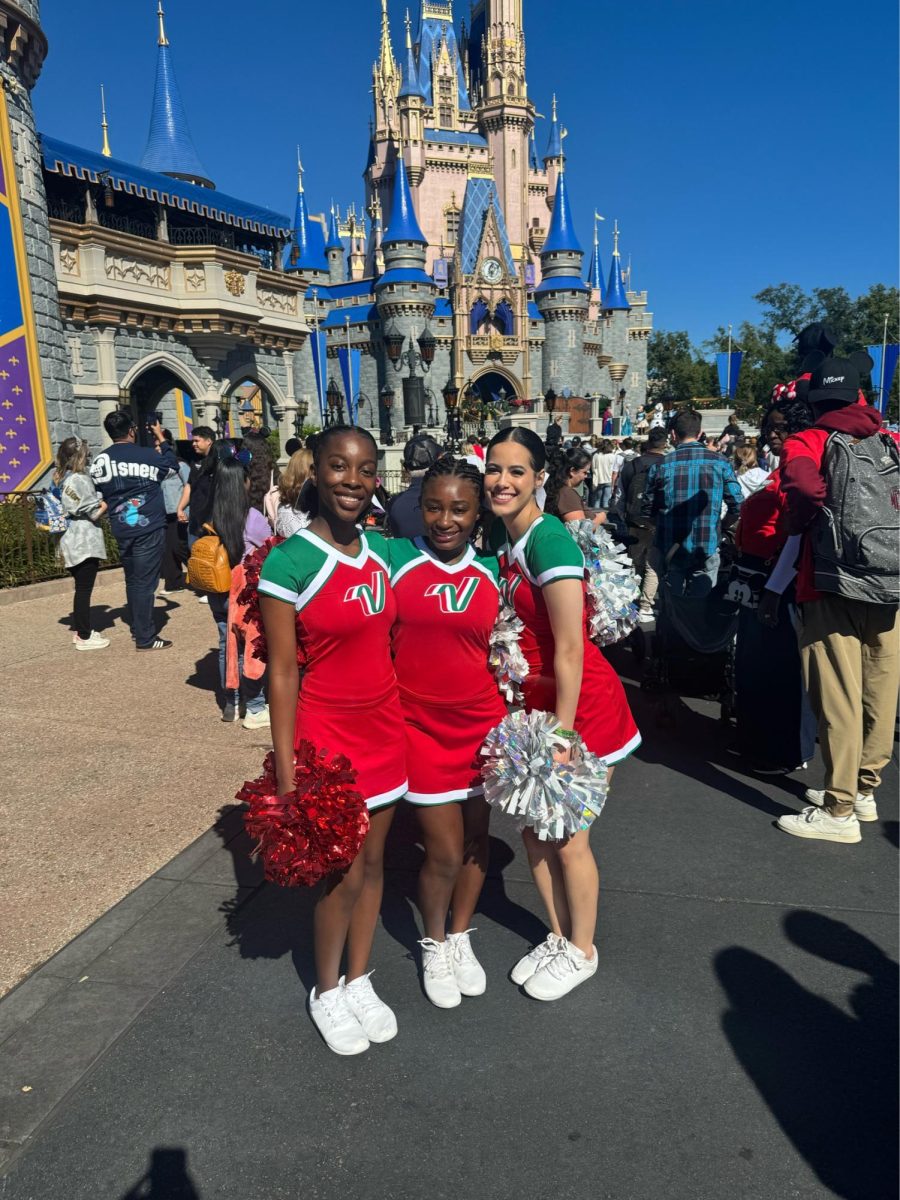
[90,410,179,650]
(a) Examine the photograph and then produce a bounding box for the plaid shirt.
[642,442,743,558]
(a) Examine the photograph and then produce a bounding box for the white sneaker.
[74,631,110,651]
[197,594,209,604]
[523,938,599,1001]
[637,611,656,626]
[777,806,862,844]
[804,788,878,822]
[447,929,486,996]
[419,938,461,1008]
[340,973,397,1043]
[242,706,271,730]
[509,933,562,986]
[308,985,369,1056]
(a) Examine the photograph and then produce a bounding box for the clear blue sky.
[34,0,898,346]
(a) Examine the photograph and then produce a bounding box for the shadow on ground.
[119,1147,201,1200]
[714,910,899,1200]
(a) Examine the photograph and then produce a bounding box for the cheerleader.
[386,458,506,1009]
[258,425,407,1056]
[485,427,640,1001]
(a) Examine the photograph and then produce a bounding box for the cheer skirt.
[295,687,408,810]
[399,685,507,806]
[521,647,641,765]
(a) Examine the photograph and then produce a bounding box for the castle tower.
[284,152,329,285]
[534,168,589,396]
[372,0,400,141]
[140,3,213,188]
[398,10,426,184]
[586,212,605,317]
[542,94,564,203]
[375,153,436,427]
[325,206,345,284]
[0,0,75,481]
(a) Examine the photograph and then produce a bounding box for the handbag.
[724,561,767,610]
[186,523,232,593]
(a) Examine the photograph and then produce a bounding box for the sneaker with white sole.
[197,594,209,604]
[524,938,599,1001]
[805,788,878,822]
[74,631,109,651]
[509,933,562,986]
[341,973,397,1043]
[419,938,461,1008]
[777,805,861,844]
[308,985,369,1056]
[242,706,271,730]
[447,929,486,996]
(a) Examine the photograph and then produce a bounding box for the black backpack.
[811,431,900,605]
[623,452,660,527]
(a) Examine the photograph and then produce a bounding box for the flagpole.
[879,312,889,412]
[345,315,354,425]
[726,323,733,401]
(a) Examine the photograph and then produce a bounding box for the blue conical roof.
[587,242,604,297]
[544,99,563,161]
[399,42,425,99]
[604,250,629,309]
[383,155,426,244]
[542,173,582,255]
[141,40,212,187]
[325,207,343,250]
[285,188,328,273]
[529,128,541,171]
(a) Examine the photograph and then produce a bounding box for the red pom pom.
[236,742,369,888]
[239,536,307,670]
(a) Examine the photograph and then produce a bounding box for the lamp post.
[379,383,395,446]
[217,394,231,437]
[344,316,357,425]
[293,395,309,438]
[424,387,439,427]
[326,378,343,427]
[544,387,557,413]
[442,379,461,447]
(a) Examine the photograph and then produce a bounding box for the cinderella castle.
[0,0,651,490]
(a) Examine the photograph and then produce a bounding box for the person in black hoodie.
[90,409,179,650]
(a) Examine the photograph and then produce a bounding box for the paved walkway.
[0,592,896,1199]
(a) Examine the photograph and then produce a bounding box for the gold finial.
[297,146,304,194]
[156,1,169,46]
[551,93,557,122]
[405,8,412,49]
[100,84,112,158]
[612,219,620,257]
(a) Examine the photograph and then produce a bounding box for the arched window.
[511,148,516,169]
[445,205,460,246]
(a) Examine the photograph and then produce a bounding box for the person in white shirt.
[733,445,770,500]
[610,438,637,504]
[589,439,616,508]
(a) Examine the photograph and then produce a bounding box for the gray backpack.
[812,431,900,604]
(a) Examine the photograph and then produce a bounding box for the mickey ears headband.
[801,349,875,376]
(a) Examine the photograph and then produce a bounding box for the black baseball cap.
[403,433,443,471]
[808,353,873,409]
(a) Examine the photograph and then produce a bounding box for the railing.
[48,197,83,223]
[98,211,156,241]
[169,225,236,249]
[0,492,119,589]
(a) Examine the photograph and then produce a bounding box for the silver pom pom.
[489,602,530,706]
[568,518,640,646]
[481,710,609,842]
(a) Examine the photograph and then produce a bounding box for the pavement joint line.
[597,885,899,915]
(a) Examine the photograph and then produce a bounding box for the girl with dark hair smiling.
[385,457,506,1008]
[485,427,640,1002]
[258,426,407,1056]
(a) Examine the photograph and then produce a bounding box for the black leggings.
[68,557,100,639]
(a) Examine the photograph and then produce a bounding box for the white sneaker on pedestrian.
[197,594,209,604]
[637,611,655,626]
[419,938,461,1008]
[242,706,271,730]
[308,985,369,1056]
[524,938,599,1001]
[509,933,562,986]
[777,805,862,844]
[74,631,110,651]
[447,929,486,996]
[804,788,878,822]
[340,973,398,1043]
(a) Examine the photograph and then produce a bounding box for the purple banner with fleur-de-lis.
[0,88,52,492]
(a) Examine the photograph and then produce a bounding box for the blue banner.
[309,328,327,421]
[716,351,743,400]
[867,343,899,414]
[337,346,361,424]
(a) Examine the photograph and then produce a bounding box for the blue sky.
[35,0,898,346]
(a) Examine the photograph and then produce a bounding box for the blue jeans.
[208,592,266,713]
[119,527,166,646]
[651,546,721,599]
[591,483,612,509]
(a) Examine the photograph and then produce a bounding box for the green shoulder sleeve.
[259,535,330,606]
[525,516,585,586]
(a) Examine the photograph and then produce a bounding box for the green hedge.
[0,498,119,588]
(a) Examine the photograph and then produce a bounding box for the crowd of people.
[47,326,898,1055]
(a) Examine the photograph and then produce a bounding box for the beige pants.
[800,595,900,817]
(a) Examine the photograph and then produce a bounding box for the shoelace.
[419,938,454,978]
[317,990,351,1028]
[344,973,383,1015]
[542,939,582,980]
[529,934,559,963]
[449,929,478,966]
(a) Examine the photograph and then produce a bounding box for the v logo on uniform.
[344,572,386,616]
[424,576,480,614]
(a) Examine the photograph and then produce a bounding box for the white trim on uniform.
[295,557,338,613]
[535,564,585,587]
[470,559,500,591]
[257,579,300,605]
[298,527,370,567]
[412,538,477,574]
[599,729,642,765]
[391,551,430,586]
[405,783,485,807]
[366,779,410,811]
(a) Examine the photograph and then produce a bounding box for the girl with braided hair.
[384,456,507,1009]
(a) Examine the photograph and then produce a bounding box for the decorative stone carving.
[104,255,170,289]
[224,270,246,297]
[184,266,206,292]
[58,244,79,275]
[257,286,297,315]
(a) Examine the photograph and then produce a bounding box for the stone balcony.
[466,333,521,365]
[50,219,309,356]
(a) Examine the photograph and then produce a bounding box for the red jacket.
[780,404,893,602]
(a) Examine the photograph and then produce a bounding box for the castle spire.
[296,145,304,193]
[543,93,563,161]
[542,170,582,255]
[383,152,426,244]
[325,203,343,250]
[586,210,605,295]
[100,84,112,158]
[285,151,329,276]
[399,7,425,98]
[141,2,214,188]
[603,219,630,309]
[378,0,398,82]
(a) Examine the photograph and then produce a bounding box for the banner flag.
[867,343,899,414]
[337,347,362,424]
[309,328,327,421]
[716,351,744,400]
[0,88,52,491]
[175,389,193,440]
[433,259,449,288]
